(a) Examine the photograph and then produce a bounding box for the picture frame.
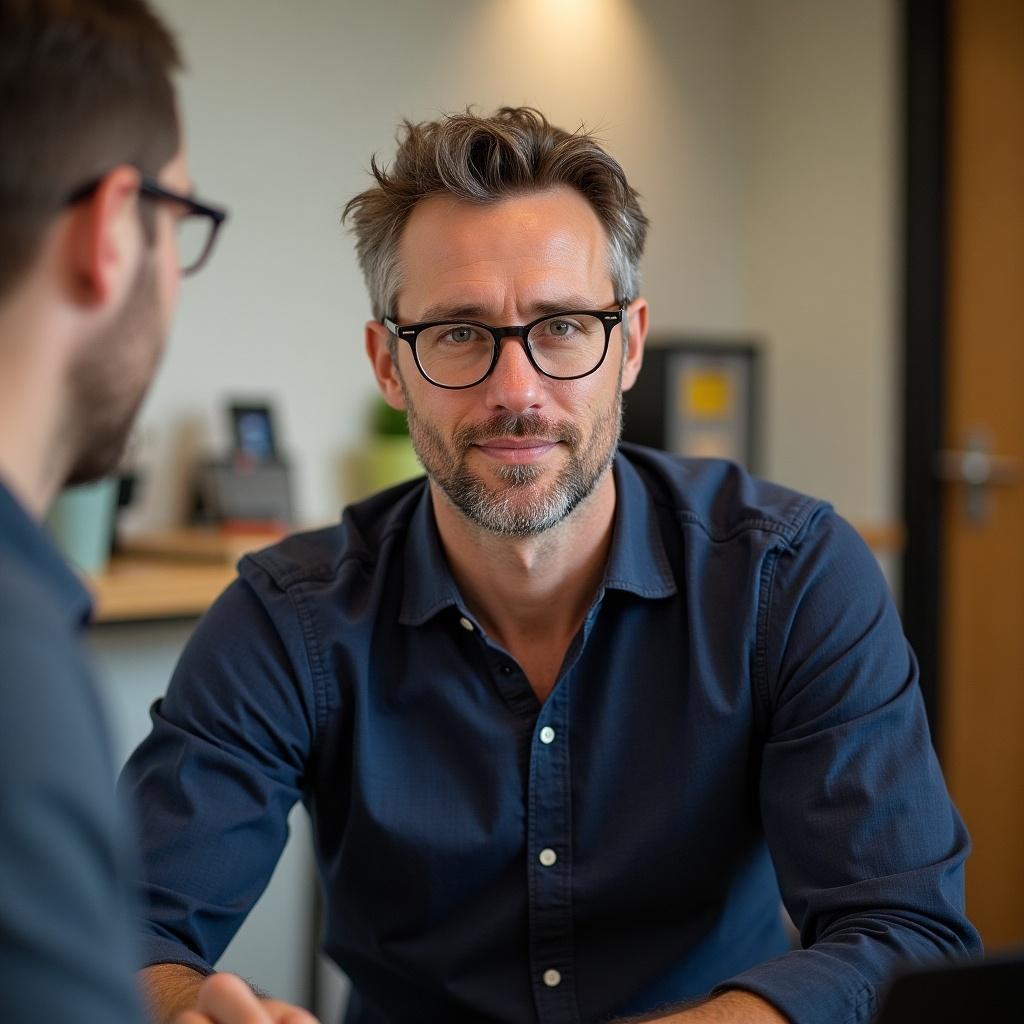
[622,338,762,472]
[229,401,278,463]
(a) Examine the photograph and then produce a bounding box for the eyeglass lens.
[416,313,608,387]
[176,212,215,274]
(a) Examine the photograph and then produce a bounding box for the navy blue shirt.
[0,479,144,1023]
[121,446,980,1024]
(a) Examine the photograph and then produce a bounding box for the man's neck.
[0,289,73,519]
[430,469,617,658]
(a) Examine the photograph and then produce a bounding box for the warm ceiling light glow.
[540,0,595,13]
[513,0,634,63]
[528,0,620,36]
[457,0,671,135]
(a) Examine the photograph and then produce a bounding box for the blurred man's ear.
[366,320,408,411]
[62,165,144,310]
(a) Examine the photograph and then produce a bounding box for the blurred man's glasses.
[383,306,625,389]
[65,173,228,276]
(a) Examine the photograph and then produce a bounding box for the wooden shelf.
[90,559,239,623]
[851,520,905,556]
[88,528,284,624]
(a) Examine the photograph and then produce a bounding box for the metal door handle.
[933,449,1021,485]
[933,431,1021,525]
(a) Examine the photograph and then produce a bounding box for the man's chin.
[64,421,133,488]
[487,461,547,488]
[64,452,121,489]
[433,468,574,537]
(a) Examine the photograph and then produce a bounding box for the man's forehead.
[396,185,611,317]
[402,185,601,244]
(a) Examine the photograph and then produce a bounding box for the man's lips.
[472,437,560,463]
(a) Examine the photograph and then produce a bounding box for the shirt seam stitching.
[675,497,820,545]
[284,581,330,757]
[755,547,781,714]
[247,547,372,590]
[245,505,422,589]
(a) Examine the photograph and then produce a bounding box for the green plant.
[371,398,409,436]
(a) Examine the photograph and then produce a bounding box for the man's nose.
[482,337,543,413]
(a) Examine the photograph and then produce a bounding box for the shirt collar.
[0,476,94,629]
[399,484,464,626]
[398,450,677,627]
[602,453,677,599]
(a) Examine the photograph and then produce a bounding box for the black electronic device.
[875,954,1024,1023]
[229,401,278,462]
[191,399,294,526]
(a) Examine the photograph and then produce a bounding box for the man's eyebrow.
[530,295,606,316]
[415,294,605,323]
[417,302,491,321]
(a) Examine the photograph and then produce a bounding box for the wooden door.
[940,0,1024,948]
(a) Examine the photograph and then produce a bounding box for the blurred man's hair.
[343,107,649,324]
[0,0,182,300]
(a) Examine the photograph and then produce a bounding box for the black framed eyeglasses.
[383,306,626,389]
[65,174,228,276]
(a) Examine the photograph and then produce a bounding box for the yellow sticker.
[683,371,733,420]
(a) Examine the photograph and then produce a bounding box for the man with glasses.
[0,3,282,1023]
[126,108,979,1024]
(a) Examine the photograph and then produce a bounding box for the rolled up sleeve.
[118,562,317,973]
[714,510,981,1024]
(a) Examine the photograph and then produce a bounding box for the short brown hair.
[0,0,182,300]
[343,107,649,322]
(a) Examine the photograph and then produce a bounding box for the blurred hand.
[172,972,320,1024]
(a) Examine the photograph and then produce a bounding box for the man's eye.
[540,319,582,339]
[446,327,477,343]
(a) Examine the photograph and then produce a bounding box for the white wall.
[740,0,899,523]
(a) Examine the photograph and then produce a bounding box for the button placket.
[486,651,536,718]
[527,684,579,1022]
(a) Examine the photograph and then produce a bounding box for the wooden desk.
[90,559,239,623]
[89,528,284,624]
[851,520,905,556]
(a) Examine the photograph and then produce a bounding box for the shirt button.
[500,664,512,675]
[538,848,557,867]
[543,968,562,988]
[458,616,474,632]
[539,726,555,744]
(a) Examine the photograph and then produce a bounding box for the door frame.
[901,0,949,744]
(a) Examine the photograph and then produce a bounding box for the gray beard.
[404,398,623,538]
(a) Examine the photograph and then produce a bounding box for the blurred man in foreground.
[0,2,290,1021]
[126,107,980,1024]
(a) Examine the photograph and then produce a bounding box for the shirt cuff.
[711,949,876,1024]
[138,933,216,978]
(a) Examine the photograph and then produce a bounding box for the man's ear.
[366,320,407,410]
[620,297,649,393]
[63,165,143,309]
